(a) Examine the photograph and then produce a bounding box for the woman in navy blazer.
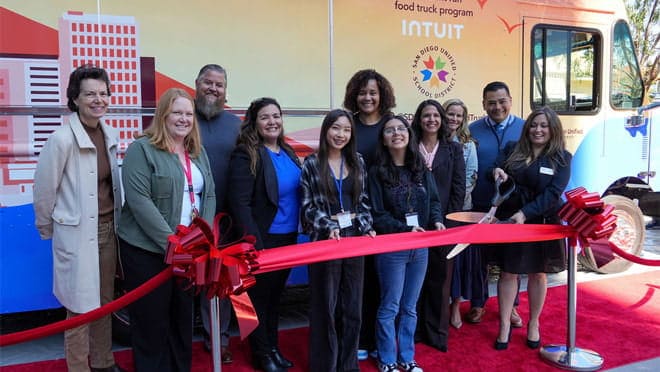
[491,106,571,351]
[411,99,466,352]
[228,97,301,372]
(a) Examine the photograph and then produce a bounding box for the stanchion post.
[540,238,604,371]
[209,296,222,372]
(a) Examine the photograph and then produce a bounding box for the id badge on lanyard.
[333,157,352,229]
[183,152,199,221]
[406,213,419,227]
[337,211,352,229]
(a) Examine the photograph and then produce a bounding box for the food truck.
[0,0,657,321]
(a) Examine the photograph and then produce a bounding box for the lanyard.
[486,116,511,150]
[183,152,198,217]
[329,157,345,212]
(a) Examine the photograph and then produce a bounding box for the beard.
[195,94,224,120]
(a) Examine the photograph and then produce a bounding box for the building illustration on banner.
[0,10,150,207]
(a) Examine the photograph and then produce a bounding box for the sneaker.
[357,349,368,361]
[377,361,399,372]
[398,360,423,372]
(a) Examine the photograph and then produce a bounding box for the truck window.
[611,20,644,109]
[531,26,601,113]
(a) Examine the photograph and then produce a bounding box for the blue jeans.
[374,248,428,365]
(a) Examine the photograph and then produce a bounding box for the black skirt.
[495,237,566,274]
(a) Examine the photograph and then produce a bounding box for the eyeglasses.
[383,125,408,136]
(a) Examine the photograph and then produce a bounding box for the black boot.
[252,353,286,372]
[270,348,293,368]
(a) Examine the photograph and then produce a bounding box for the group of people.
[33,64,571,372]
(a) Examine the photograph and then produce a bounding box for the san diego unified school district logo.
[411,45,457,99]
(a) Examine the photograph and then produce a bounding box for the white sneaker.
[378,361,399,372]
[398,360,423,372]
[357,349,368,361]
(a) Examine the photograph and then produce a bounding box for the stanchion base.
[540,344,604,371]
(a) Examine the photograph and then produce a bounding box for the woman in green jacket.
[118,88,216,372]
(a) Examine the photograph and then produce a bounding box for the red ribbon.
[1,187,651,347]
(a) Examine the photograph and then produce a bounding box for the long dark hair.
[411,99,451,144]
[237,97,296,175]
[374,115,425,185]
[317,109,362,205]
[504,106,568,171]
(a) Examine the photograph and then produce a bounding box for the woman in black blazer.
[491,106,571,351]
[411,100,466,352]
[228,97,301,372]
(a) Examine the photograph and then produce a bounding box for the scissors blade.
[447,206,498,259]
[447,243,470,259]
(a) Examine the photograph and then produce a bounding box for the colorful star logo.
[419,55,450,87]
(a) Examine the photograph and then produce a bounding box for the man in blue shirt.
[467,81,524,327]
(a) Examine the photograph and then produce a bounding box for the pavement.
[1,226,659,370]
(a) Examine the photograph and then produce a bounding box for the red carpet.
[2,270,659,371]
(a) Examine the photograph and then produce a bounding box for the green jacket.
[118,137,216,254]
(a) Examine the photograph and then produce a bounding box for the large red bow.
[558,187,617,246]
[165,214,259,339]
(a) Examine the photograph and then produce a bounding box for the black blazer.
[496,142,572,223]
[429,141,466,217]
[228,144,301,250]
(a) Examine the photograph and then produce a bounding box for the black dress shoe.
[526,338,541,349]
[494,328,512,351]
[221,346,233,364]
[270,348,293,368]
[253,353,286,372]
[90,365,126,372]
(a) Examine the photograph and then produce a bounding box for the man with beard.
[195,64,241,364]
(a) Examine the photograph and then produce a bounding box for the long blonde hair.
[142,88,202,157]
[443,98,476,145]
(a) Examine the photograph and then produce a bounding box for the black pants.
[416,245,453,350]
[120,239,193,372]
[358,254,379,351]
[248,232,296,357]
[308,255,364,372]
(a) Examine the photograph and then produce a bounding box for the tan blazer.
[33,114,122,313]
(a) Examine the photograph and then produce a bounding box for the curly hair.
[342,69,396,115]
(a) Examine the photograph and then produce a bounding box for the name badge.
[337,211,352,229]
[406,213,419,227]
[540,166,554,175]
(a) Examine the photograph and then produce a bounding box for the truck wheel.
[577,195,646,274]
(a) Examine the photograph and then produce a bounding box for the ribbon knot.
[164,214,260,339]
[559,187,617,245]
